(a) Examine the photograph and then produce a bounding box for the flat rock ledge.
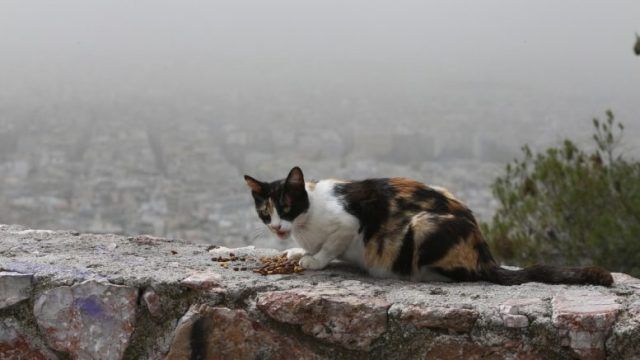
[0,224,639,360]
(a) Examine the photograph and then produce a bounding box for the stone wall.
[0,224,639,359]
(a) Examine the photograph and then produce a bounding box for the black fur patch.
[412,187,451,213]
[476,241,496,264]
[394,197,423,213]
[333,179,397,243]
[484,264,614,286]
[449,202,477,224]
[417,217,475,266]
[399,186,476,223]
[376,219,409,256]
[392,227,414,275]
[432,266,480,281]
[251,196,271,224]
[248,178,309,222]
[412,185,477,224]
[190,316,211,360]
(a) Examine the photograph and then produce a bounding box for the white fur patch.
[290,180,361,259]
[268,207,281,228]
[283,247,306,260]
[340,232,366,268]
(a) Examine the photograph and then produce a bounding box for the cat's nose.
[270,224,281,231]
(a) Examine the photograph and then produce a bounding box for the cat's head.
[244,166,309,240]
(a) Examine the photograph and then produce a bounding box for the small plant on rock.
[482,111,640,277]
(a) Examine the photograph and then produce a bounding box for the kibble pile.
[253,253,305,275]
[210,252,304,275]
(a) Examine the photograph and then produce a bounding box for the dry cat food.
[211,254,247,262]
[253,253,304,275]
[211,253,249,270]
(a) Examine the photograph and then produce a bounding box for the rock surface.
[0,224,639,359]
[552,290,623,359]
[0,319,57,360]
[33,280,138,360]
[165,304,317,360]
[257,285,390,350]
[0,272,32,309]
[390,304,478,332]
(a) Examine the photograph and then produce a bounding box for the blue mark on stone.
[74,296,106,319]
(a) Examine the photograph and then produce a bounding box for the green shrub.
[482,111,640,277]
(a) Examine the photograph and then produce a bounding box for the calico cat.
[244,166,613,286]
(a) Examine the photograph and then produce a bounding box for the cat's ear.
[285,166,305,190]
[283,167,305,207]
[244,175,264,194]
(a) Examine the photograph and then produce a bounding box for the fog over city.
[1,1,639,249]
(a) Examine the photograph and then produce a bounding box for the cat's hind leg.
[408,211,482,282]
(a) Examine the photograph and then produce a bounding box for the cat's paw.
[299,255,324,270]
[283,247,306,261]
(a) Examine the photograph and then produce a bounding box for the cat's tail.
[481,264,614,286]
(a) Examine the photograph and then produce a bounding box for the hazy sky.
[1,1,639,106]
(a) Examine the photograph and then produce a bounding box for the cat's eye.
[279,196,291,213]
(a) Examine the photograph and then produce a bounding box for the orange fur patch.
[389,177,424,198]
[364,220,409,271]
[431,240,479,271]
[258,198,274,217]
[447,199,469,215]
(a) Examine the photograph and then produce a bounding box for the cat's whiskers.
[249,226,270,241]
